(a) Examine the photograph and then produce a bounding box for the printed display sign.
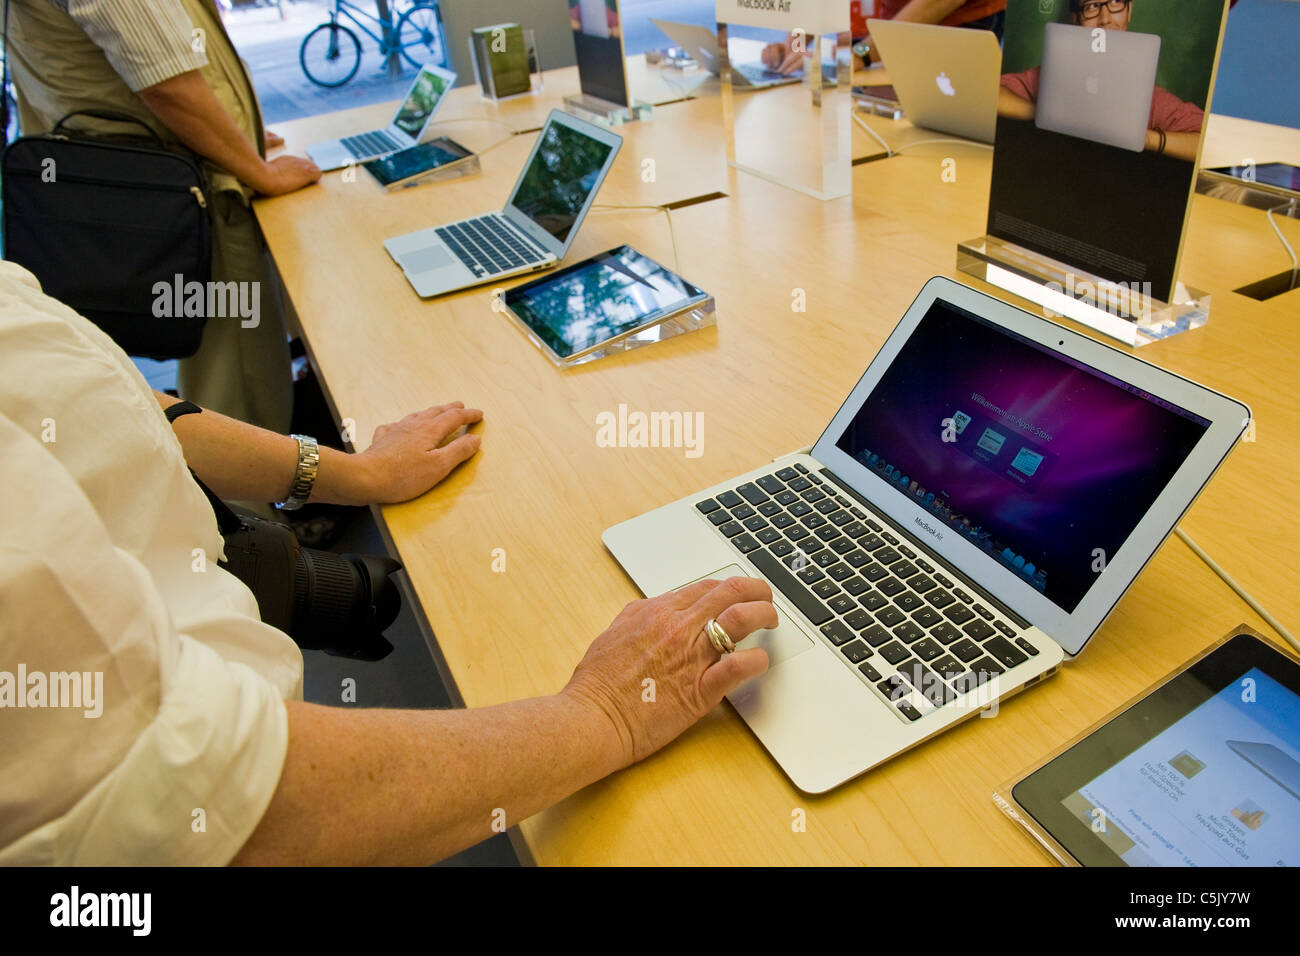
[987,0,1229,303]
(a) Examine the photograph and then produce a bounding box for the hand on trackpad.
[746,608,814,665]
[681,564,813,666]
[399,245,452,274]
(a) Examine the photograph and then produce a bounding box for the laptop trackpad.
[746,609,814,665]
[399,245,453,274]
[684,564,813,666]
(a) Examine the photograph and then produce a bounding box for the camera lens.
[291,549,402,658]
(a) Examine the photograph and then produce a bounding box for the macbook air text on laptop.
[604,277,1249,793]
[1036,22,1160,152]
[384,109,622,298]
[307,64,457,172]
[865,19,1001,144]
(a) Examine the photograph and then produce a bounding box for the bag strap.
[2,0,12,143]
[51,108,164,145]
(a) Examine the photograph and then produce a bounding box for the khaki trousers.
[178,189,293,434]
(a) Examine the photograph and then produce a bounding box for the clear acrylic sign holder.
[561,93,653,128]
[957,235,1211,348]
[716,0,850,201]
[468,28,544,102]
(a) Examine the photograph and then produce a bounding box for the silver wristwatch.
[278,434,320,511]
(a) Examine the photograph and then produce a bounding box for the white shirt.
[0,261,302,865]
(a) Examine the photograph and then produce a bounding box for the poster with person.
[985,0,1229,305]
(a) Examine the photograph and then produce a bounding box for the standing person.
[2,0,321,433]
[866,0,1007,36]
[762,0,1006,74]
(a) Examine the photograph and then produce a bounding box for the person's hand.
[761,41,788,70]
[562,576,777,770]
[352,402,483,504]
[264,129,285,151]
[252,155,322,196]
[761,31,808,75]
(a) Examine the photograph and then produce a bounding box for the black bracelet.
[1156,128,1166,154]
[164,400,202,424]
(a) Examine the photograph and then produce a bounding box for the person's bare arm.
[997,85,1036,120]
[155,391,482,505]
[231,577,777,865]
[234,695,616,865]
[891,0,970,23]
[1146,129,1199,163]
[136,70,320,196]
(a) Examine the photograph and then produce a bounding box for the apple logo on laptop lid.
[936,72,956,96]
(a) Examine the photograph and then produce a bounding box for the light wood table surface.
[256,66,1300,865]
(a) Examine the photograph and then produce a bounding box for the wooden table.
[256,66,1300,865]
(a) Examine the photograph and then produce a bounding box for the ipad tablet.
[997,627,1300,866]
[1204,162,1300,195]
[501,245,709,365]
[363,137,476,191]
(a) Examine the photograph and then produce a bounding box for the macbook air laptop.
[307,64,457,171]
[384,109,621,298]
[1036,22,1160,151]
[604,277,1249,793]
[652,19,801,89]
[865,19,1001,143]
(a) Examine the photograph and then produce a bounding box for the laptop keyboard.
[341,129,402,158]
[735,63,788,84]
[696,463,1043,724]
[435,214,547,279]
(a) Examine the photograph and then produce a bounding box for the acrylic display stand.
[504,296,716,369]
[384,153,482,191]
[957,234,1211,347]
[561,93,652,128]
[716,0,850,201]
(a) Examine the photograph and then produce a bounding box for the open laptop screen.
[392,68,453,139]
[833,299,1210,614]
[507,121,616,245]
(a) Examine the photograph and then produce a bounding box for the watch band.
[278,434,319,511]
[164,400,202,424]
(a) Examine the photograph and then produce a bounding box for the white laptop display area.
[866,19,1001,144]
[306,64,457,171]
[604,277,1248,793]
[1036,22,1160,152]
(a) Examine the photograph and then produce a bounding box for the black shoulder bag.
[2,107,212,358]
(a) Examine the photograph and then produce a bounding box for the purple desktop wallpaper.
[836,302,1208,612]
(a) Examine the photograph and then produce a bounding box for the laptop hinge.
[818,466,1033,630]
